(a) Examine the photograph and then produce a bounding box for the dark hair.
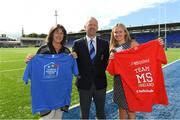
[46,24,67,45]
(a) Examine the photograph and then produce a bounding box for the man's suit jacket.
[73,37,109,90]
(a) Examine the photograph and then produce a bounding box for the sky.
[0,0,180,38]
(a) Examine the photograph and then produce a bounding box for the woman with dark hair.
[37,24,70,119]
[37,24,70,54]
[25,24,74,119]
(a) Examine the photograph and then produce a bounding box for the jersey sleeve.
[72,58,79,76]
[23,61,32,84]
[106,59,115,75]
[157,43,167,64]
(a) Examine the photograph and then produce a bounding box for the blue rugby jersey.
[23,53,79,114]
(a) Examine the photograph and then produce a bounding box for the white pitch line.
[0,59,24,63]
[0,68,25,73]
[163,59,180,68]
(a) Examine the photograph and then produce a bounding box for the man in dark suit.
[73,17,109,119]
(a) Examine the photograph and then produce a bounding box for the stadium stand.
[0,34,20,48]
[20,37,45,47]
[166,30,180,48]
[1,22,179,48]
[66,22,180,48]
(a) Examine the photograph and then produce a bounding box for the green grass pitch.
[0,48,179,119]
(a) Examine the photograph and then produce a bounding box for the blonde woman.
[109,23,163,119]
[109,23,138,119]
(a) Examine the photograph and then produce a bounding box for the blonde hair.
[109,23,131,51]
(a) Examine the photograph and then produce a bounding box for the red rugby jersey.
[107,40,168,112]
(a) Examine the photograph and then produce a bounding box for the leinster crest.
[44,62,59,79]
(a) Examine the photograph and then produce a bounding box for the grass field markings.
[0,68,25,73]
[0,59,24,63]
[0,51,34,53]
[163,59,180,68]
[107,89,113,93]
[69,103,80,109]
[16,77,25,83]
[0,77,23,83]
